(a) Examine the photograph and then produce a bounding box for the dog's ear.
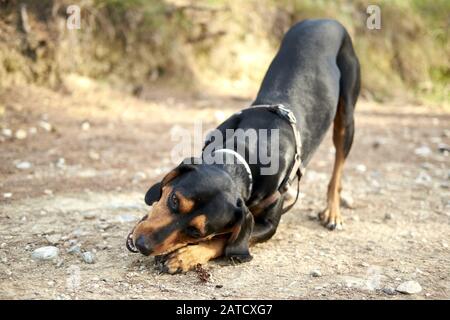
[144,181,163,206]
[144,158,199,206]
[225,198,254,262]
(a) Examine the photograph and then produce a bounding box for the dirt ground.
[0,80,449,300]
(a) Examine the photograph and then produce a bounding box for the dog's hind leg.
[319,33,360,231]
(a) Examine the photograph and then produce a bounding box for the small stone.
[44,189,53,196]
[56,259,64,268]
[414,146,431,157]
[340,192,354,209]
[15,129,27,140]
[56,158,65,168]
[382,287,397,295]
[2,128,12,137]
[307,212,318,220]
[132,171,147,184]
[396,281,422,294]
[0,243,6,248]
[15,161,32,170]
[67,244,81,255]
[88,150,100,160]
[356,164,367,173]
[3,193,12,199]
[31,246,59,261]
[384,212,394,220]
[360,262,369,267]
[214,111,226,122]
[45,234,61,245]
[415,171,432,185]
[82,211,96,220]
[116,214,138,223]
[82,251,96,264]
[438,143,450,153]
[38,121,53,132]
[310,269,322,277]
[81,121,90,131]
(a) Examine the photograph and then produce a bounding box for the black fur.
[135,19,361,261]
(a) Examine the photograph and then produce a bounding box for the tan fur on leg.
[320,100,346,230]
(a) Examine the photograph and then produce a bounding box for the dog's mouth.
[126,232,139,253]
[125,231,190,256]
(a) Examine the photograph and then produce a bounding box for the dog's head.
[126,158,253,261]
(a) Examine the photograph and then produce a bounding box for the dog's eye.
[168,192,179,211]
[185,226,202,238]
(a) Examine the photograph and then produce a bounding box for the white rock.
[56,158,65,168]
[214,111,226,122]
[310,269,322,277]
[15,161,32,170]
[82,251,96,264]
[116,214,138,223]
[67,244,81,255]
[31,246,59,261]
[414,146,431,157]
[81,121,91,131]
[15,129,27,140]
[396,281,422,294]
[38,121,53,132]
[88,150,100,160]
[3,193,12,198]
[1,128,12,137]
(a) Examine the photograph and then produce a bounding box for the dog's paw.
[159,245,211,274]
[227,254,253,264]
[319,207,343,231]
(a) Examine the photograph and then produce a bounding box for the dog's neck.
[212,147,252,201]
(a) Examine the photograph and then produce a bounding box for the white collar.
[214,149,253,197]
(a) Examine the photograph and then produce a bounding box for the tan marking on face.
[190,214,207,234]
[133,186,174,241]
[176,191,195,214]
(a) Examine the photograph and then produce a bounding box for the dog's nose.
[135,235,153,256]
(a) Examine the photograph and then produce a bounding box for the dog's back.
[254,19,360,164]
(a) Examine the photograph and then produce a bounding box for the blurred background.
[0,0,448,104]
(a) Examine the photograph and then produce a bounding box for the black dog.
[126,19,360,273]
